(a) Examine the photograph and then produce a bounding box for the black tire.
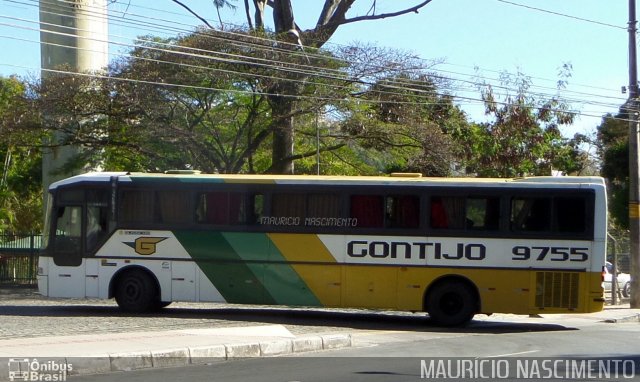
[426,280,477,326]
[114,269,159,313]
[622,282,631,298]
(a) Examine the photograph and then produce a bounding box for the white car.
[603,261,631,298]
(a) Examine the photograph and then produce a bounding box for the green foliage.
[0,76,43,234]
[339,71,469,176]
[451,70,584,178]
[597,111,630,228]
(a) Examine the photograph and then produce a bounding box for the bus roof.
[48,172,606,190]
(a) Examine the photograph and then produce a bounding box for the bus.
[37,172,607,326]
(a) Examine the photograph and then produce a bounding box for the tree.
[0,76,43,234]
[171,0,436,174]
[25,33,451,176]
[340,72,468,176]
[597,108,630,228]
[451,70,586,178]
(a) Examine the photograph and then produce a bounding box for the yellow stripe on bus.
[630,202,640,219]
[268,234,340,306]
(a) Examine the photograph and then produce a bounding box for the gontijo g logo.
[124,237,167,256]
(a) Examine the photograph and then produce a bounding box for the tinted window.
[431,196,499,231]
[386,195,420,228]
[350,195,384,228]
[196,192,263,225]
[119,190,154,222]
[556,197,586,233]
[157,190,191,224]
[86,189,109,252]
[511,197,551,232]
[466,197,500,230]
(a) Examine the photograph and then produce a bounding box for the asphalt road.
[66,321,640,382]
[2,287,638,382]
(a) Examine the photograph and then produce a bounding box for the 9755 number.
[512,246,588,262]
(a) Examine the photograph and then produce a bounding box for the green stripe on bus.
[173,231,276,305]
[223,232,321,307]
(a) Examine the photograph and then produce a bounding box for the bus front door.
[50,204,86,298]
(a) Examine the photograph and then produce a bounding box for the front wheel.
[114,269,159,313]
[426,280,477,326]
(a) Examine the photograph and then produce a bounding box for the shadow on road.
[0,301,575,335]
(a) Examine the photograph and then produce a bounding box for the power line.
[14,0,627,96]
[494,0,627,30]
[0,0,629,123]
[1,12,624,112]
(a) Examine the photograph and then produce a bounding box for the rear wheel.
[426,280,477,326]
[622,282,631,298]
[114,269,159,313]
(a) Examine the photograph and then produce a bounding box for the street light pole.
[628,0,640,308]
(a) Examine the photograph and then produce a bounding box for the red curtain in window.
[431,197,448,228]
[398,196,419,228]
[206,192,229,224]
[351,195,384,228]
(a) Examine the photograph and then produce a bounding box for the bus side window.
[119,190,154,222]
[308,194,341,220]
[556,197,586,233]
[466,197,500,230]
[386,195,419,228]
[511,197,551,232]
[430,197,448,228]
[86,189,109,253]
[196,192,263,225]
[249,194,264,224]
[156,190,191,224]
[431,196,465,230]
[272,193,306,223]
[196,192,229,224]
[350,195,384,228]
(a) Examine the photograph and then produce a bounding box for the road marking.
[483,350,540,358]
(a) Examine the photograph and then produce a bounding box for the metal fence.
[0,234,40,285]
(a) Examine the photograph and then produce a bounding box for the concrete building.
[39,0,108,191]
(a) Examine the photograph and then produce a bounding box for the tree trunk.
[269,95,295,174]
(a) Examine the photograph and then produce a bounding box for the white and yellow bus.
[38,172,607,326]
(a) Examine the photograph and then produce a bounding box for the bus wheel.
[426,280,477,326]
[114,270,158,313]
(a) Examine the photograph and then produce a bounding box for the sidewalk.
[0,304,637,380]
[0,324,353,379]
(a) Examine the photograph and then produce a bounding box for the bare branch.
[307,0,434,48]
[244,0,254,29]
[339,0,434,26]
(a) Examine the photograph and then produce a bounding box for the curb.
[602,313,640,324]
[61,333,353,377]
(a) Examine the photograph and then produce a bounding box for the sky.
[0,0,632,138]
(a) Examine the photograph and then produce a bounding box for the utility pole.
[628,0,640,308]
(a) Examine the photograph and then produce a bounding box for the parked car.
[604,261,631,298]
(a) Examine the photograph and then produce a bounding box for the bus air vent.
[389,172,422,178]
[164,170,202,175]
[535,272,579,309]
